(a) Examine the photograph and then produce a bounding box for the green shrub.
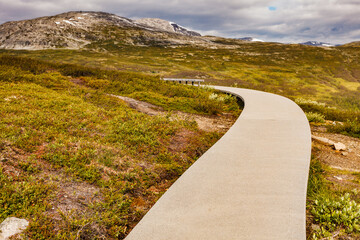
[295,98,326,107]
[311,193,360,234]
[329,120,360,138]
[295,98,360,123]
[0,170,53,221]
[307,157,360,238]
[306,112,326,123]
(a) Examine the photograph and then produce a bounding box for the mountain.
[134,18,201,37]
[299,41,334,47]
[0,11,211,50]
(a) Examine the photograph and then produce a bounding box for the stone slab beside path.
[125,86,312,240]
[0,217,29,240]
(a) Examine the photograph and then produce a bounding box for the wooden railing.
[161,78,205,86]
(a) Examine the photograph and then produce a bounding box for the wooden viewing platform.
[161,78,205,86]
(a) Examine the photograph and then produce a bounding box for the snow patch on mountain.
[251,38,264,42]
[300,41,335,47]
[63,20,76,26]
[238,37,264,42]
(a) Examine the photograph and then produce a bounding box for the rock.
[334,176,343,180]
[312,135,335,145]
[312,136,347,151]
[311,224,320,231]
[334,142,346,151]
[0,217,29,240]
[341,152,348,156]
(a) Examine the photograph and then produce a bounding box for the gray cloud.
[0,0,359,44]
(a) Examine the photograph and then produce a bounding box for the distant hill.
[341,41,360,47]
[0,11,212,50]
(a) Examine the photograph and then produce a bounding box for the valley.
[1,11,360,239]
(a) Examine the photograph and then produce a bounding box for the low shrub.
[0,53,241,238]
[307,157,360,239]
[306,112,326,123]
[296,98,360,126]
[329,120,360,138]
[0,55,241,116]
[311,193,360,235]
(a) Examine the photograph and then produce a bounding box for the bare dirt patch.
[38,168,107,238]
[0,143,31,178]
[41,169,101,219]
[311,124,360,197]
[110,94,237,133]
[0,142,106,237]
[110,94,162,116]
[167,128,193,153]
[69,78,85,85]
[172,111,236,133]
[311,125,360,172]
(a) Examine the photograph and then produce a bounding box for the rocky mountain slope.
[134,18,201,37]
[0,11,213,50]
[299,41,334,47]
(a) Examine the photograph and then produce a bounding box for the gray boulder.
[334,142,346,151]
[0,217,29,240]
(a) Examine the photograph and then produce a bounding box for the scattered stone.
[312,136,348,152]
[311,224,320,231]
[334,142,346,151]
[0,217,29,240]
[342,152,348,156]
[334,176,343,181]
[312,135,335,145]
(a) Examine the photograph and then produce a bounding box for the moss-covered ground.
[1,40,360,239]
[0,55,240,239]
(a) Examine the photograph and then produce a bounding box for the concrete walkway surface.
[125,86,312,240]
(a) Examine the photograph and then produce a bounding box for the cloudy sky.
[0,0,359,44]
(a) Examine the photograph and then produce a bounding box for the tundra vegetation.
[1,40,360,239]
[0,55,240,239]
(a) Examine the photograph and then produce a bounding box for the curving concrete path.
[125,86,312,240]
